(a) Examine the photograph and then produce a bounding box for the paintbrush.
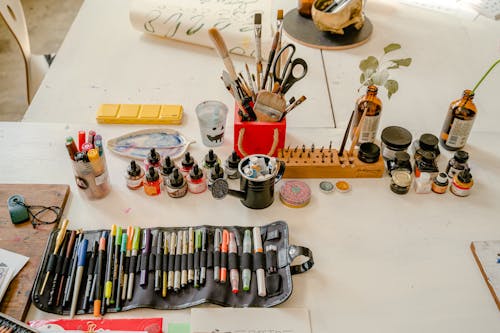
[244,64,256,100]
[208,28,238,81]
[348,108,367,160]
[275,10,284,75]
[261,31,280,90]
[254,13,263,90]
[338,110,355,158]
[279,95,306,121]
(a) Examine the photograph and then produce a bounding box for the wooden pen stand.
[279,147,384,178]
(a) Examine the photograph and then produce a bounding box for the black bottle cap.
[204,149,218,168]
[394,151,410,164]
[454,150,469,163]
[147,148,160,165]
[145,166,159,182]
[457,168,472,183]
[358,142,380,164]
[420,150,436,163]
[162,156,175,175]
[381,126,412,149]
[419,134,439,153]
[189,164,204,180]
[169,168,184,187]
[127,160,143,177]
[211,163,224,180]
[227,151,241,168]
[181,152,194,168]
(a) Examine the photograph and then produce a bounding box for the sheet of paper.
[190,308,311,333]
[129,0,272,57]
[0,248,29,301]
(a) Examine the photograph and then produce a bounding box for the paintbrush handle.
[261,32,280,90]
[208,28,238,81]
[223,58,238,81]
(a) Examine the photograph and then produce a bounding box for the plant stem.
[472,59,500,93]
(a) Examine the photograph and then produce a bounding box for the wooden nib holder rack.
[279,145,384,178]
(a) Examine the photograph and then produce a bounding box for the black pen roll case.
[32,221,313,314]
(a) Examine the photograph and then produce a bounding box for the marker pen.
[220,229,229,283]
[78,130,85,151]
[56,230,77,306]
[94,231,107,317]
[104,225,116,304]
[127,227,141,300]
[188,227,194,284]
[111,226,122,306]
[213,229,222,282]
[253,227,266,297]
[154,231,163,293]
[63,232,82,308]
[82,241,98,311]
[122,226,134,300]
[174,230,183,292]
[140,228,151,287]
[229,232,239,294]
[200,228,207,286]
[242,230,252,291]
[194,230,201,288]
[162,231,169,297]
[70,239,88,318]
[167,232,177,291]
[66,137,78,161]
[181,229,188,288]
[116,233,127,311]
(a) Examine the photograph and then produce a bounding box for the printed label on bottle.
[446,118,474,148]
[127,177,143,189]
[360,115,380,143]
[447,166,464,179]
[166,184,187,198]
[95,170,108,186]
[188,180,207,194]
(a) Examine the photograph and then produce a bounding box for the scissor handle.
[280,58,308,95]
[272,44,296,84]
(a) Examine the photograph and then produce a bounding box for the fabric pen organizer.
[32,221,313,315]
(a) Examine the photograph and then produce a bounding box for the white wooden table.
[8,0,500,332]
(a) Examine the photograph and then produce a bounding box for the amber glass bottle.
[440,90,477,151]
[350,85,383,144]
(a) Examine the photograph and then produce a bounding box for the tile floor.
[0,0,83,121]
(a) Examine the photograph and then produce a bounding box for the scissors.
[272,44,308,95]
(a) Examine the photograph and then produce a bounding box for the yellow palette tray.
[96,104,183,125]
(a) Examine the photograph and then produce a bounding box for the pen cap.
[222,229,229,251]
[126,226,134,250]
[77,239,89,266]
[133,227,141,249]
[99,234,107,251]
[116,226,123,245]
[195,230,202,248]
[121,234,128,251]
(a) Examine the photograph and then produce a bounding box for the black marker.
[83,241,98,311]
[140,228,151,287]
[154,231,163,292]
[63,232,83,308]
[200,228,207,286]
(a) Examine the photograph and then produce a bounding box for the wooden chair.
[0,0,54,104]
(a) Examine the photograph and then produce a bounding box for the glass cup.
[195,100,228,147]
[71,155,111,200]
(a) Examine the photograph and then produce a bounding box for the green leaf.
[384,43,401,54]
[360,73,366,84]
[371,69,389,86]
[390,58,412,67]
[359,56,379,72]
[384,79,399,99]
[388,64,399,70]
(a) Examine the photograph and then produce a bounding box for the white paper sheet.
[129,0,273,57]
[190,308,311,333]
[0,248,29,301]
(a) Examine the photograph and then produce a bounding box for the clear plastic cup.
[195,101,228,147]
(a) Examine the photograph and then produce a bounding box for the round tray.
[283,9,373,50]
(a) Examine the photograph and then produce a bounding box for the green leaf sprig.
[358,43,412,99]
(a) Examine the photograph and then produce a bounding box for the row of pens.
[36,219,275,317]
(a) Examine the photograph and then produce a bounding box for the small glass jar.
[446,150,469,179]
[143,166,161,196]
[180,152,195,176]
[165,168,187,198]
[390,169,412,195]
[380,126,412,160]
[144,148,161,171]
[387,151,412,176]
[203,149,220,170]
[414,172,432,194]
[161,156,176,187]
[358,142,380,164]
[414,133,440,160]
[432,172,449,194]
[125,160,144,190]
[450,169,473,197]
[187,164,207,194]
[224,151,241,179]
[414,150,438,179]
[208,162,225,187]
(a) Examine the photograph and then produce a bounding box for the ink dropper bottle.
[208,162,225,187]
[225,151,241,179]
[161,156,176,187]
[144,166,161,196]
[166,168,187,198]
[126,160,144,190]
[144,148,161,171]
[203,149,219,170]
[188,164,207,194]
[180,152,195,176]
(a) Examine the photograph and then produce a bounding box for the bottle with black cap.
[187,164,207,194]
[208,162,225,187]
[161,156,176,187]
[450,168,473,197]
[224,151,241,179]
[125,160,144,190]
[180,152,195,176]
[446,150,469,179]
[414,133,440,161]
[387,151,412,176]
[414,150,438,179]
[143,166,161,196]
[203,149,220,170]
[144,148,161,171]
[166,168,187,198]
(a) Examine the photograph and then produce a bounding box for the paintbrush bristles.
[277,9,283,20]
[254,13,262,24]
[208,28,229,59]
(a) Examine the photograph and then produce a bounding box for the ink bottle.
[414,150,438,179]
[203,149,220,170]
[446,150,469,179]
[143,166,161,196]
[450,169,473,197]
[224,151,241,179]
[387,151,412,176]
[144,148,161,171]
[440,90,477,151]
[166,168,187,198]
[350,85,383,144]
[187,164,207,194]
[432,172,449,194]
[125,160,144,190]
[414,172,432,194]
[414,133,440,160]
[161,156,176,187]
[180,152,195,176]
[380,126,412,160]
[390,169,412,195]
[357,142,380,164]
[208,162,225,187]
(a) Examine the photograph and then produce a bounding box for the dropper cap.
[227,151,241,168]
[454,150,469,163]
[210,163,224,180]
[147,148,160,165]
[127,160,143,177]
[189,164,203,180]
[457,169,472,183]
[162,156,175,175]
[169,168,185,187]
[204,149,218,168]
[145,166,159,182]
[182,152,194,168]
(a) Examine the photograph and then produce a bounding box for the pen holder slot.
[32,221,313,315]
